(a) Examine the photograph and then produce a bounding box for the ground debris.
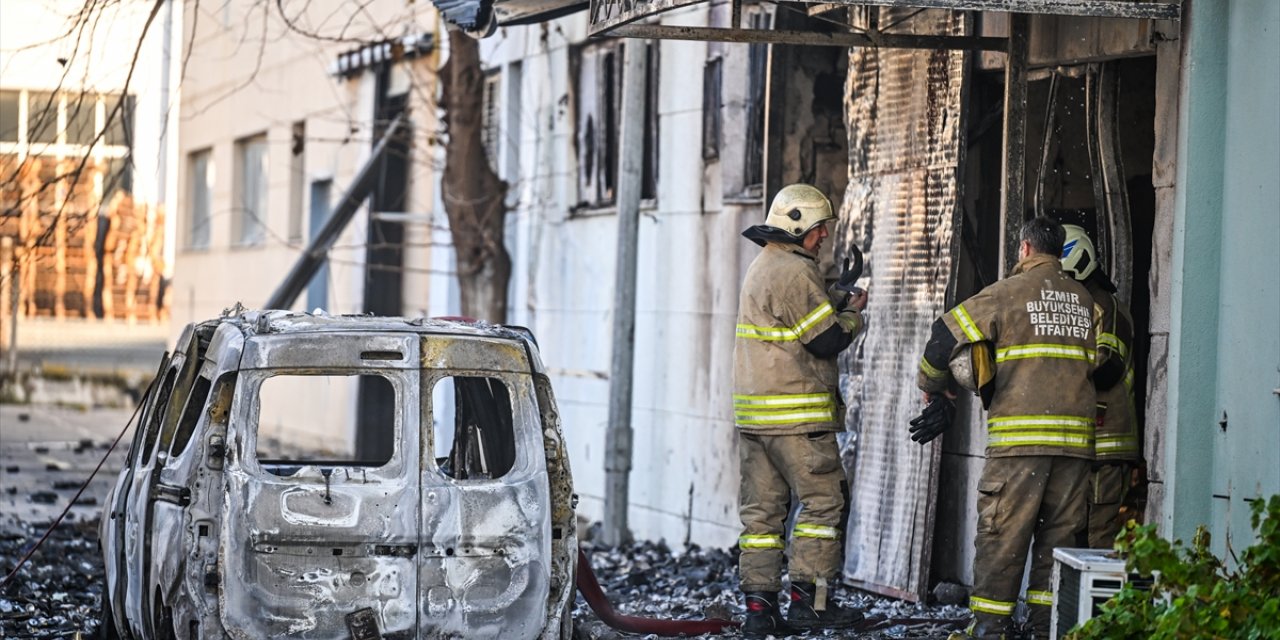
[0,518,103,639]
[573,534,968,639]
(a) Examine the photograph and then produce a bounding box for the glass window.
[0,90,20,143]
[65,93,97,146]
[103,94,135,147]
[256,374,395,473]
[26,91,58,145]
[233,133,268,246]
[188,149,212,248]
[431,376,515,480]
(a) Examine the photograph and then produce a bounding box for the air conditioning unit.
[1050,548,1127,638]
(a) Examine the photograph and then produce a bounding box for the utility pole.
[603,39,649,547]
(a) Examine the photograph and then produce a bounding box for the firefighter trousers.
[737,431,848,593]
[1086,462,1132,549]
[970,455,1088,639]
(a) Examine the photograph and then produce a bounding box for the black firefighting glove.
[831,246,865,311]
[909,395,955,444]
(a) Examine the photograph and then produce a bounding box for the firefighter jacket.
[1087,280,1139,461]
[733,242,862,435]
[919,253,1096,459]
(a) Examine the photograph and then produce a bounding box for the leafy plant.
[1067,494,1280,639]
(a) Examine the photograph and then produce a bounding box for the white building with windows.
[171,2,440,325]
[170,1,441,450]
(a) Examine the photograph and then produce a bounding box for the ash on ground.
[1,518,104,639]
[574,533,969,640]
[1,517,968,639]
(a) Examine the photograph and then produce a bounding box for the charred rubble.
[573,529,969,639]
[1,518,105,639]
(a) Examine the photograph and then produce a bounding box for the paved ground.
[0,404,135,638]
[0,404,134,534]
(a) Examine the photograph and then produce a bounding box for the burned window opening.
[703,57,724,161]
[431,376,515,480]
[255,374,396,474]
[572,39,658,210]
[743,9,772,192]
[170,372,225,459]
[140,368,178,466]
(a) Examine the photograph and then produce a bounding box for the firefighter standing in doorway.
[733,183,868,637]
[1060,224,1140,549]
[911,216,1095,640]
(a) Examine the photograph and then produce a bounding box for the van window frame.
[240,369,407,476]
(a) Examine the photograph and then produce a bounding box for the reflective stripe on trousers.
[739,534,785,550]
[970,596,1015,616]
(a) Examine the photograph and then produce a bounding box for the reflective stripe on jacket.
[733,243,844,435]
[1089,281,1139,461]
[941,253,1097,459]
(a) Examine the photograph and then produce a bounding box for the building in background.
[170,0,440,457]
[1,0,181,373]
[470,0,1278,604]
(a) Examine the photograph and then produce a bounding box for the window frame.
[247,370,404,474]
[186,148,213,250]
[232,132,269,247]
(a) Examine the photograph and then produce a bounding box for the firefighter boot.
[1025,603,1052,640]
[947,613,1011,640]
[786,580,864,630]
[741,592,795,638]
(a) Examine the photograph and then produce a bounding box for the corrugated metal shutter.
[836,8,969,602]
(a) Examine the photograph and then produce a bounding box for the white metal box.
[1050,547,1127,638]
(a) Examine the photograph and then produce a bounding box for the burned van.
[99,310,577,639]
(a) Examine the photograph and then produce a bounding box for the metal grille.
[835,8,968,602]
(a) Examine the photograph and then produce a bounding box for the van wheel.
[96,595,121,640]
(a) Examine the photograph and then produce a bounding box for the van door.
[101,349,171,636]
[120,342,187,637]
[419,336,552,639]
[221,333,421,639]
[148,323,243,637]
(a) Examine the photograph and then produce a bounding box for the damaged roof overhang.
[432,0,588,36]
[589,0,1179,47]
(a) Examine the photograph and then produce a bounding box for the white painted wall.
[484,7,766,547]
[171,1,441,444]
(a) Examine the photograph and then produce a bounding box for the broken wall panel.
[836,8,968,602]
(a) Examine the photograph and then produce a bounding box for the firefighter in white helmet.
[914,216,1095,640]
[1061,224,1141,549]
[733,184,868,637]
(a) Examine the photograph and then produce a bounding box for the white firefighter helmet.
[766,184,834,237]
[950,342,996,403]
[1060,224,1098,282]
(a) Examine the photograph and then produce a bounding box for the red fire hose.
[576,547,740,637]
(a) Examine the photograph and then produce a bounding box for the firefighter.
[911,216,1095,640]
[733,183,868,637]
[1060,224,1140,549]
